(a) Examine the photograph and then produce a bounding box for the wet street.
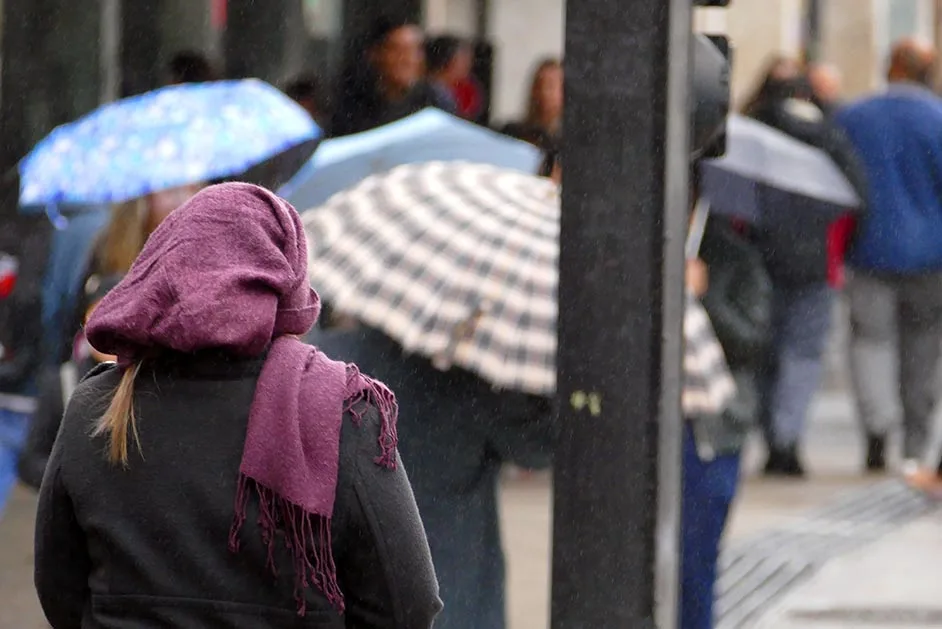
[0,486,44,629]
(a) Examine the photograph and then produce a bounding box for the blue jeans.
[681,426,741,629]
[761,283,834,449]
[0,408,30,516]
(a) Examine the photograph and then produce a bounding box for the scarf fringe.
[343,364,399,469]
[229,476,344,616]
[228,366,399,617]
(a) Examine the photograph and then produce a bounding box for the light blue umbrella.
[699,114,860,223]
[278,108,542,211]
[19,79,319,207]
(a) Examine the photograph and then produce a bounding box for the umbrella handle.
[432,303,487,371]
[686,197,710,260]
[45,202,70,231]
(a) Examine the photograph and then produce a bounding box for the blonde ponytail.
[94,362,143,466]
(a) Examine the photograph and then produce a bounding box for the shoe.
[780,447,806,477]
[763,448,783,475]
[764,445,806,478]
[866,434,886,473]
[900,458,920,478]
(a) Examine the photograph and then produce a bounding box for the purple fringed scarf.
[85,182,398,615]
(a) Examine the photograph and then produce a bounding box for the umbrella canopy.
[683,294,736,416]
[19,79,319,207]
[303,161,735,413]
[698,114,860,223]
[219,137,320,193]
[279,108,542,211]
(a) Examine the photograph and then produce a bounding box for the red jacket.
[452,78,482,121]
[827,214,857,288]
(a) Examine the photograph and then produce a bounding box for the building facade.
[427,0,938,123]
[706,0,936,100]
[820,0,935,96]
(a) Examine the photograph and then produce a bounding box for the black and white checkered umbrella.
[683,294,737,417]
[302,161,735,414]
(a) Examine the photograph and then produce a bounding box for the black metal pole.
[551,0,692,626]
[224,0,307,84]
[99,0,122,103]
[804,0,821,63]
[475,0,490,38]
[0,0,40,181]
[1,0,121,211]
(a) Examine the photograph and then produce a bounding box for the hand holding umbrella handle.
[685,258,709,298]
[433,302,488,371]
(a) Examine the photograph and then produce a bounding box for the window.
[887,0,929,42]
[303,0,342,37]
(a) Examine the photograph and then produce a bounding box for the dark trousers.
[681,426,741,629]
[760,283,834,448]
[847,269,942,459]
[398,416,506,629]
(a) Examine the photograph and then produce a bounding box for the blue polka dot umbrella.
[18,79,320,207]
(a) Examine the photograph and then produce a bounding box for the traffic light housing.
[691,1,731,159]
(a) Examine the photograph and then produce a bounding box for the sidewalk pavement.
[756,511,942,629]
[501,388,942,629]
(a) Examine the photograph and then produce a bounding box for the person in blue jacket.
[834,38,942,474]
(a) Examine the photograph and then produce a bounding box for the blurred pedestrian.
[0,212,49,517]
[807,62,844,113]
[501,58,563,166]
[310,324,554,629]
[681,199,772,629]
[331,16,456,137]
[34,183,441,627]
[165,50,219,85]
[834,38,942,475]
[0,278,41,517]
[89,186,200,276]
[39,205,108,367]
[284,73,324,126]
[426,35,482,120]
[18,273,121,490]
[740,55,867,477]
[453,69,485,123]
